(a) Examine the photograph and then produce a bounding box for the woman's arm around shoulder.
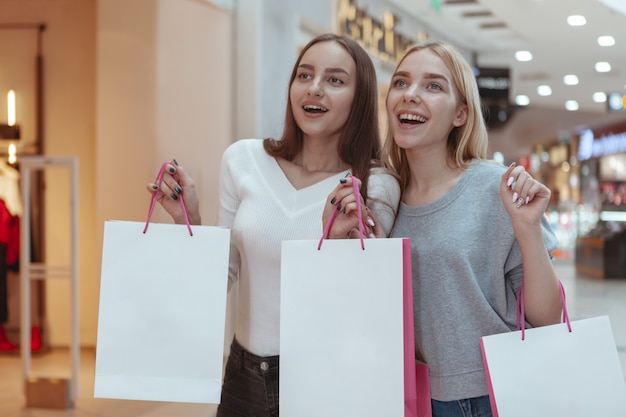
[367,167,401,237]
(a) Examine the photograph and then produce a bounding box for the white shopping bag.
[94,162,230,403]
[481,283,626,417]
[280,236,409,417]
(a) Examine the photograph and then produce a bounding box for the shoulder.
[467,160,506,189]
[223,138,264,162]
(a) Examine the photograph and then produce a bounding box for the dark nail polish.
[152,185,158,190]
[170,193,178,200]
[330,197,336,204]
[173,159,179,166]
[169,167,176,173]
[175,186,182,194]
[337,204,342,211]
[339,178,347,184]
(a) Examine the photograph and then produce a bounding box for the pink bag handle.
[318,176,367,250]
[516,280,571,340]
[143,161,193,236]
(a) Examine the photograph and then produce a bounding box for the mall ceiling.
[388,0,626,158]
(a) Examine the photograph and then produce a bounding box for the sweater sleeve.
[367,167,401,237]
[217,141,242,289]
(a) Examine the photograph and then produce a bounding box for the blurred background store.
[0,0,625,415]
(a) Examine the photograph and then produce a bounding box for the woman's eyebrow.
[298,63,350,76]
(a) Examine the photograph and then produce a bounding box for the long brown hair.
[382,41,489,194]
[263,33,381,202]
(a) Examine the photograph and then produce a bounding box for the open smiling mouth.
[304,105,328,114]
[399,113,427,125]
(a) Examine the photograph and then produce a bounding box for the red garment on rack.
[0,200,19,267]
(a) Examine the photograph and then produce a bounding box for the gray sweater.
[391,161,558,401]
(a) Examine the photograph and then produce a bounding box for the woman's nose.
[403,85,419,102]
[307,78,323,97]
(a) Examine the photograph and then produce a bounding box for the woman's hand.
[322,175,379,239]
[500,163,551,227]
[146,160,202,225]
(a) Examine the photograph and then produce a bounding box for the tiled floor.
[1,259,625,417]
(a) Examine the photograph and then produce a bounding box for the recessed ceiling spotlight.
[565,100,579,111]
[515,95,530,106]
[515,50,533,62]
[563,75,579,85]
[598,36,615,47]
[567,15,587,26]
[537,85,552,96]
[593,92,607,103]
[595,61,611,72]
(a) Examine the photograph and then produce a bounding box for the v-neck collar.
[255,147,351,211]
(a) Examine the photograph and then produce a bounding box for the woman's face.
[290,41,357,143]
[386,48,467,154]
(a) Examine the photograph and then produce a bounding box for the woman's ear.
[453,104,468,127]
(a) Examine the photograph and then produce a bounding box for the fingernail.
[173,159,179,166]
[510,162,516,168]
[337,204,342,211]
[170,193,178,200]
[330,197,336,205]
[512,192,518,203]
[152,184,158,190]
[175,186,182,194]
[169,167,176,173]
[526,196,530,204]
[339,178,347,184]
[367,218,375,227]
[507,176,514,187]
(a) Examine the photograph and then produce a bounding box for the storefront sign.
[336,0,417,63]
[578,128,626,161]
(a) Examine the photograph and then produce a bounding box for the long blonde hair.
[382,41,489,194]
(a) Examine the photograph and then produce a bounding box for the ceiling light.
[565,100,579,111]
[515,95,530,106]
[593,92,607,103]
[537,85,552,96]
[515,50,533,61]
[563,75,579,85]
[598,36,615,47]
[567,15,586,26]
[595,61,611,72]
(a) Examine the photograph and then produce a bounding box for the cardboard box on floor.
[25,377,73,409]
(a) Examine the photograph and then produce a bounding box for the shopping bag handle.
[143,161,193,236]
[516,280,571,340]
[318,176,367,250]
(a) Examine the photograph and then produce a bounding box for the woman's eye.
[297,73,312,80]
[393,79,407,88]
[329,77,344,84]
[428,82,442,91]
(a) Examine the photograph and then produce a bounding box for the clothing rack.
[20,156,79,404]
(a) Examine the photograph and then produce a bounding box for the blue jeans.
[432,395,493,417]
[216,337,279,417]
